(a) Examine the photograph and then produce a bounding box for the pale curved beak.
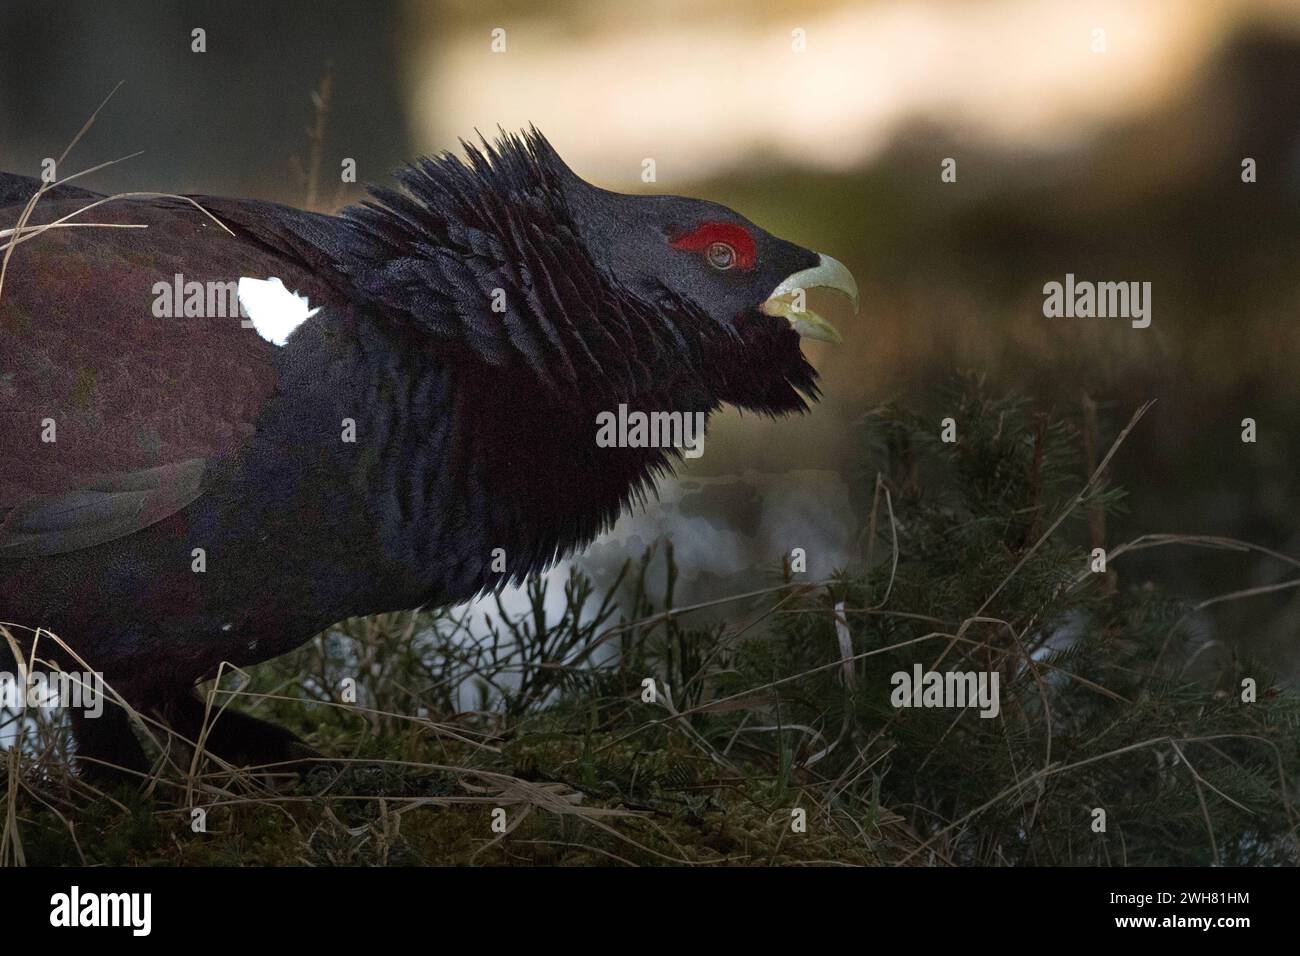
[760,253,859,344]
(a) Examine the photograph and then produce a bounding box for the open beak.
[760,253,859,344]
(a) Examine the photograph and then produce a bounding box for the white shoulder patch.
[237,276,321,347]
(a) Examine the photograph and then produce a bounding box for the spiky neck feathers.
[337,130,726,418]
[293,131,822,602]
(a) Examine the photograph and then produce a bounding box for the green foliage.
[714,373,1299,865]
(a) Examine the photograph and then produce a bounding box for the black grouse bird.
[0,129,857,781]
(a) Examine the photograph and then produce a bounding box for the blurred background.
[3,0,1300,670]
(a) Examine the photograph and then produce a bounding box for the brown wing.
[0,190,340,555]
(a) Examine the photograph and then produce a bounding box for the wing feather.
[0,190,343,554]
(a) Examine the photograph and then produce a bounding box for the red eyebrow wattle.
[669,222,757,270]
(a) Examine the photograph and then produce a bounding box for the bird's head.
[560,179,858,415]
[343,128,858,418]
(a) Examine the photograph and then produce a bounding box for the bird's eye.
[669,222,756,270]
[706,242,736,270]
